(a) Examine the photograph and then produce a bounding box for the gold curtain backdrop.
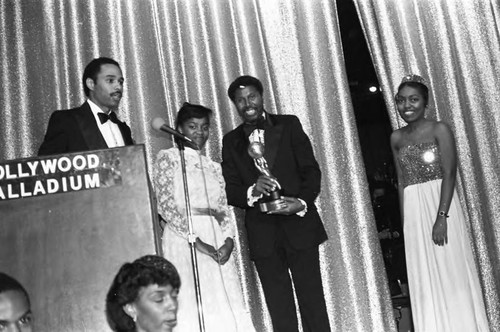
[0,0,395,331]
[354,0,500,330]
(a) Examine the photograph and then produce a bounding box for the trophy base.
[258,189,283,213]
[258,199,285,213]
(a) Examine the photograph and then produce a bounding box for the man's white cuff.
[247,184,262,207]
[296,198,307,217]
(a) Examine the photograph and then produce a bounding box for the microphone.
[151,118,194,143]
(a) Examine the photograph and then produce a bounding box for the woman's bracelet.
[438,211,449,218]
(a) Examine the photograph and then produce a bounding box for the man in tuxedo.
[221,75,330,332]
[38,57,134,156]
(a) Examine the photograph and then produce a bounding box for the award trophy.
[248,141,284,213]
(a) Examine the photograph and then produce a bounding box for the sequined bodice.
[398,141,443,188]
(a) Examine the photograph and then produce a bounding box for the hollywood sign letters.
[0,150,123,200]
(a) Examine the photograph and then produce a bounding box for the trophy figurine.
[248,141,284,213]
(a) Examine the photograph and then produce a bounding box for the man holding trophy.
[222,75,330,332]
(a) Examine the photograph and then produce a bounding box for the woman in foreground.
[106,255,180,332]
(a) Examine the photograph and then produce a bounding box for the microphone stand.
[176,138,206,332]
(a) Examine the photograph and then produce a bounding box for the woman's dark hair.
[175,102,213,129]
[0,272,30,305]
[397,81,429,106]
[106,255,181,332]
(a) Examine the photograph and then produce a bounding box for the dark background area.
[336,0,409,302]
[336,0,394,183]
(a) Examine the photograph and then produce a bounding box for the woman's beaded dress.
[153,147,256,332]
[398,142,488,332]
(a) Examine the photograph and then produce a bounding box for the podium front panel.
[0,145,160,331]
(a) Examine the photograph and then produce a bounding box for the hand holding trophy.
[248,141,285,213]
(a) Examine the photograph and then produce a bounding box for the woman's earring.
[124,304,137,323]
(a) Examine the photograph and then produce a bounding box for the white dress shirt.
[87,99,125,148]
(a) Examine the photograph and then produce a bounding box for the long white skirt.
[404,179,489,332]
[162,215,256,332]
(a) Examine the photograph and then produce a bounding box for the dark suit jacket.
[38,102,134,156]
[222,113,327,259]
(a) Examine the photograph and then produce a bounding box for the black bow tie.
[243,117,267,137]
[98,112,119,124]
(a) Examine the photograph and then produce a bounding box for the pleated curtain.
[0,0,398,331]
[354,0,500,330]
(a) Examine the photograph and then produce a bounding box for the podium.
[0,145,161,331]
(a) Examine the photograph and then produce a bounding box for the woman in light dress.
[153,102,256,332]
[390,75,489,332]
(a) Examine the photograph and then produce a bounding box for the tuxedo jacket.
[222,113,328,259]
[38,102,134,156]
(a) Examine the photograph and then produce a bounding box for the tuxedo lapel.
[74,102,108,150]
[117,121,133,145]
[264,115,283,171]
[234,125,258,173]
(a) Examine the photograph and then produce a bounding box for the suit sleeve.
[290,116,321,206]
[221,134,252,209]
[38,111,69,156]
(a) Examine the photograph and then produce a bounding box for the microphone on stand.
[151,118,194,144]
